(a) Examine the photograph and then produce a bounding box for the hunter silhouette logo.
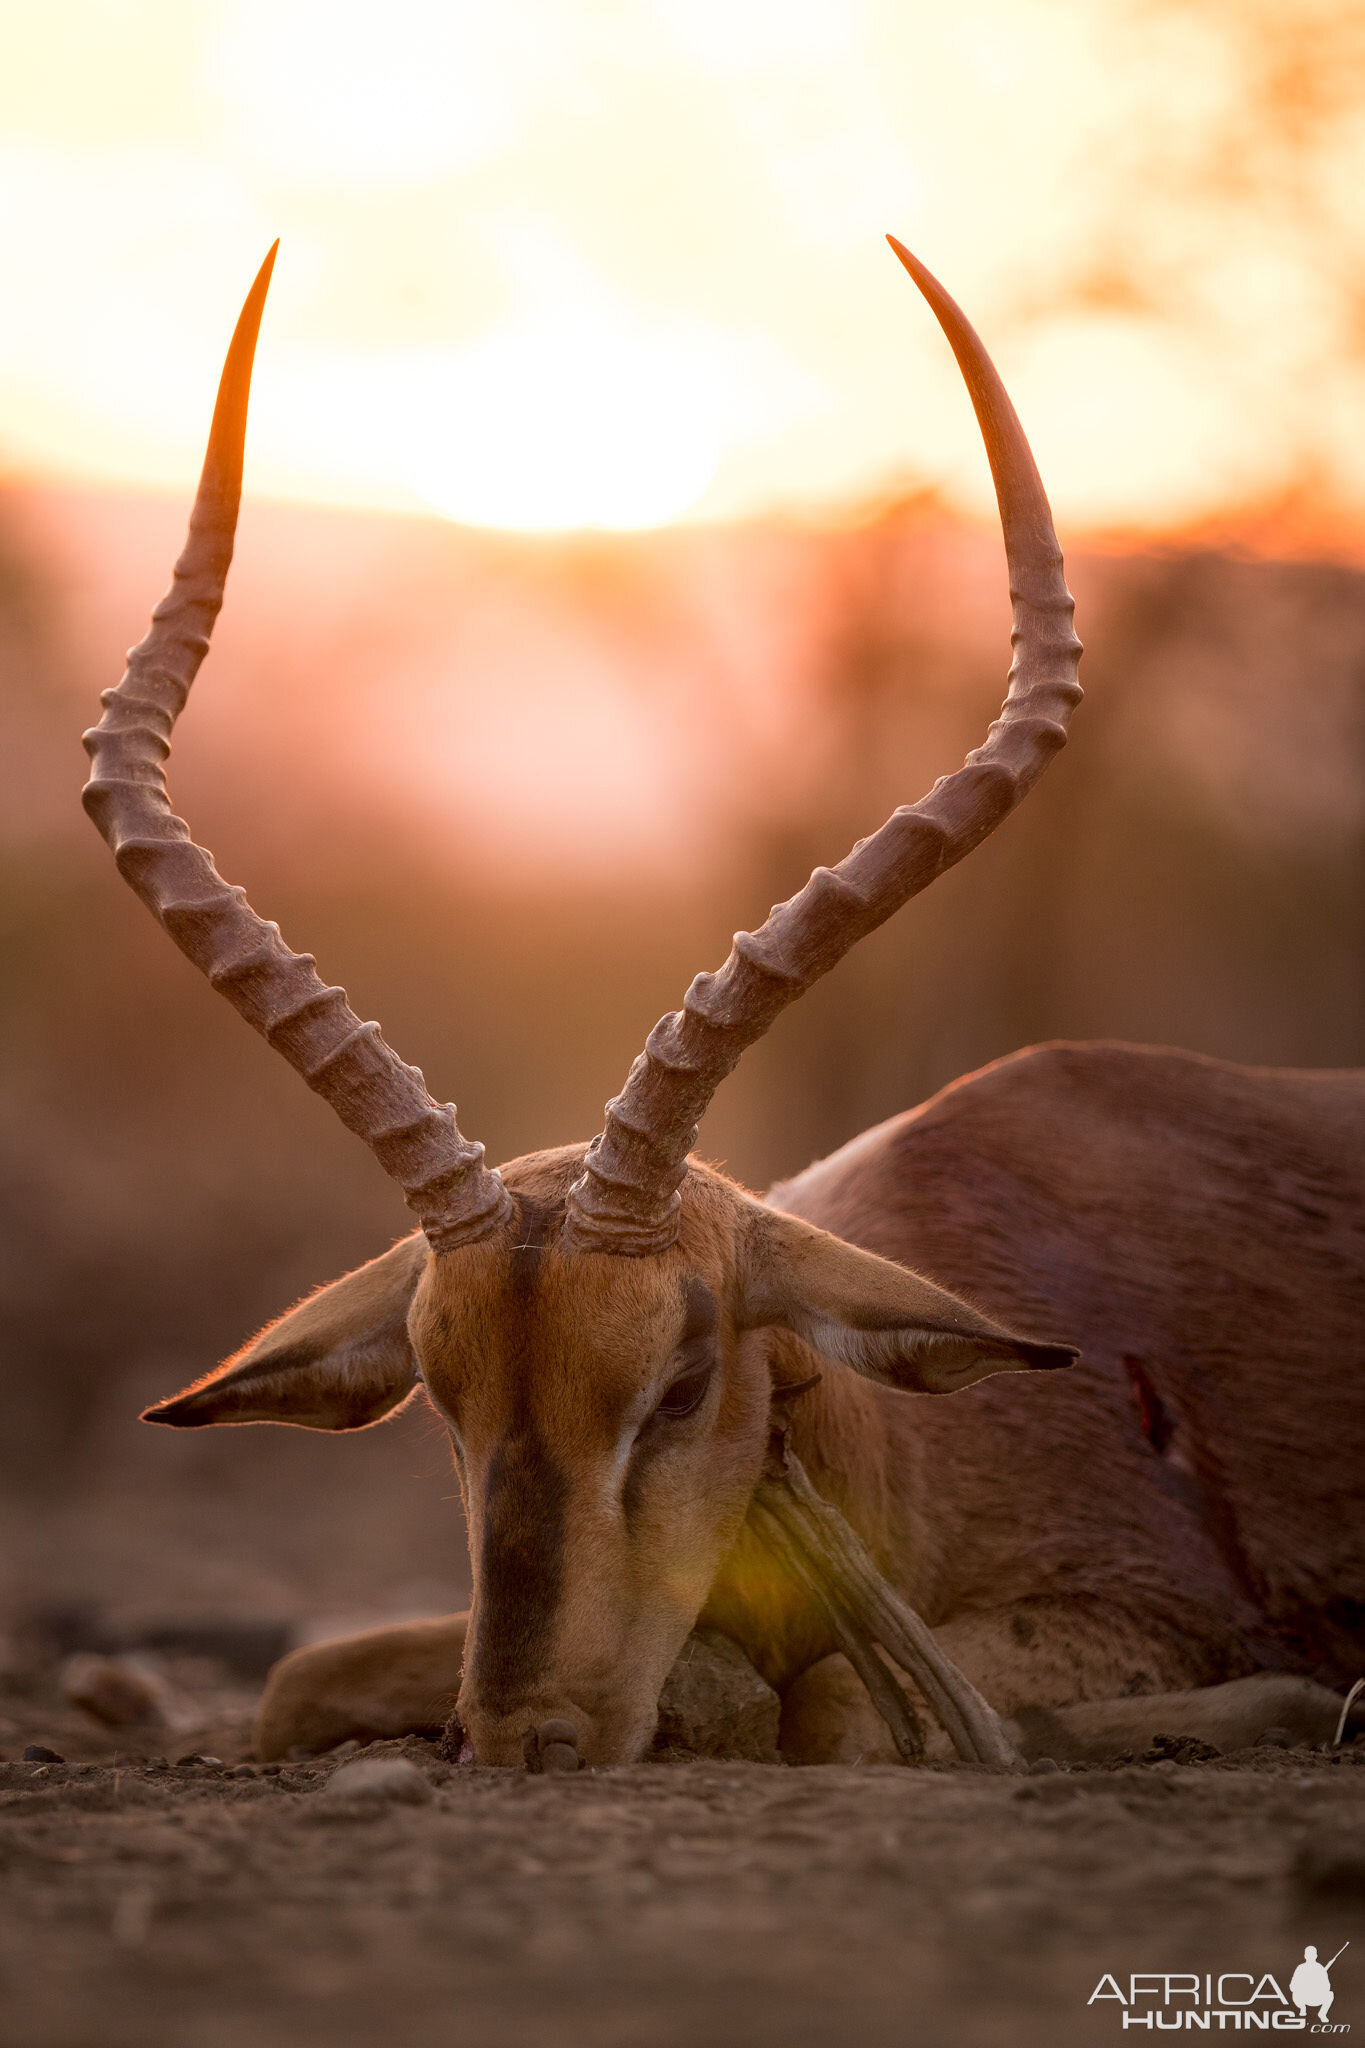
[1292,1949,1349,2026]
[1087,1942,1351,2030]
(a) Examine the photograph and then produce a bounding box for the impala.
[83,243,1364,1768]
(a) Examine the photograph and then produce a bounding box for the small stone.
[22,1746,63,1764]
[175,1754,223,1768]
[539,1742,580,1773]
[1256,1726,1293,1749]
[653,1630,781,1764]
[230,1763,256,1779]
[1028,1757,1061,1774]
[61,1654,166,1730]
[322,1757,433,1806]
[146,1758,169,1772]
[326,1739,361,1760]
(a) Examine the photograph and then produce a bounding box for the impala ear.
[143,1233,430,1430]
[740,1207,1077,1394]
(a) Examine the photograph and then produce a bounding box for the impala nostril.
[537,1719,578,1748]
[523,1717,582,1773]
[539,1740,581,1772]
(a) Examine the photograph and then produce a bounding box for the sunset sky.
[2,0,1363,536]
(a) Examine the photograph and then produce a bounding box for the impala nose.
[523,1718,582,1772]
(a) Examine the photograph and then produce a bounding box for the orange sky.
[2,0,1364,537]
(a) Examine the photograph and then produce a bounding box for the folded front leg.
[254,1613,468,1759]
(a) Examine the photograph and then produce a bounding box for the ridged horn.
[81,247,514,1254]
[563,240,1083,1256]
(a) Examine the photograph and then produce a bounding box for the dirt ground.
[2,1682,1363,2048]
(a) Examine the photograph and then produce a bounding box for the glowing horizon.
[2,0,1363,539]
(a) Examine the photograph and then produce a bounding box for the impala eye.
[656,1361,713,1419]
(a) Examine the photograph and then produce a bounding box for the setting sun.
[1,0,1363,538]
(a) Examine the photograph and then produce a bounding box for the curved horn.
[81,248,514,1254]
[563,240,1083,1256]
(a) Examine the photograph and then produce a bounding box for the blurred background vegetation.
[3,0,1365,1657]
[1,481,1361,1634]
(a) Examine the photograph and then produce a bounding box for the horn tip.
[246,240,280,312]
[885,235,937,298]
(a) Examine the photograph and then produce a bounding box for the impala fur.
[83,243,1363,1769]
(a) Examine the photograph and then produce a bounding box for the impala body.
[82,244,1364,1768]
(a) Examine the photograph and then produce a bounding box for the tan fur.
[255,1616,467,1759]
[183,1046,1364,1765]
[144,1236,428,1431]
[409,1173,772,1765]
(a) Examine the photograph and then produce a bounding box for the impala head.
[83,238,1082,1765]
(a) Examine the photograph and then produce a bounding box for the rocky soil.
[3,1689,1363,2048]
